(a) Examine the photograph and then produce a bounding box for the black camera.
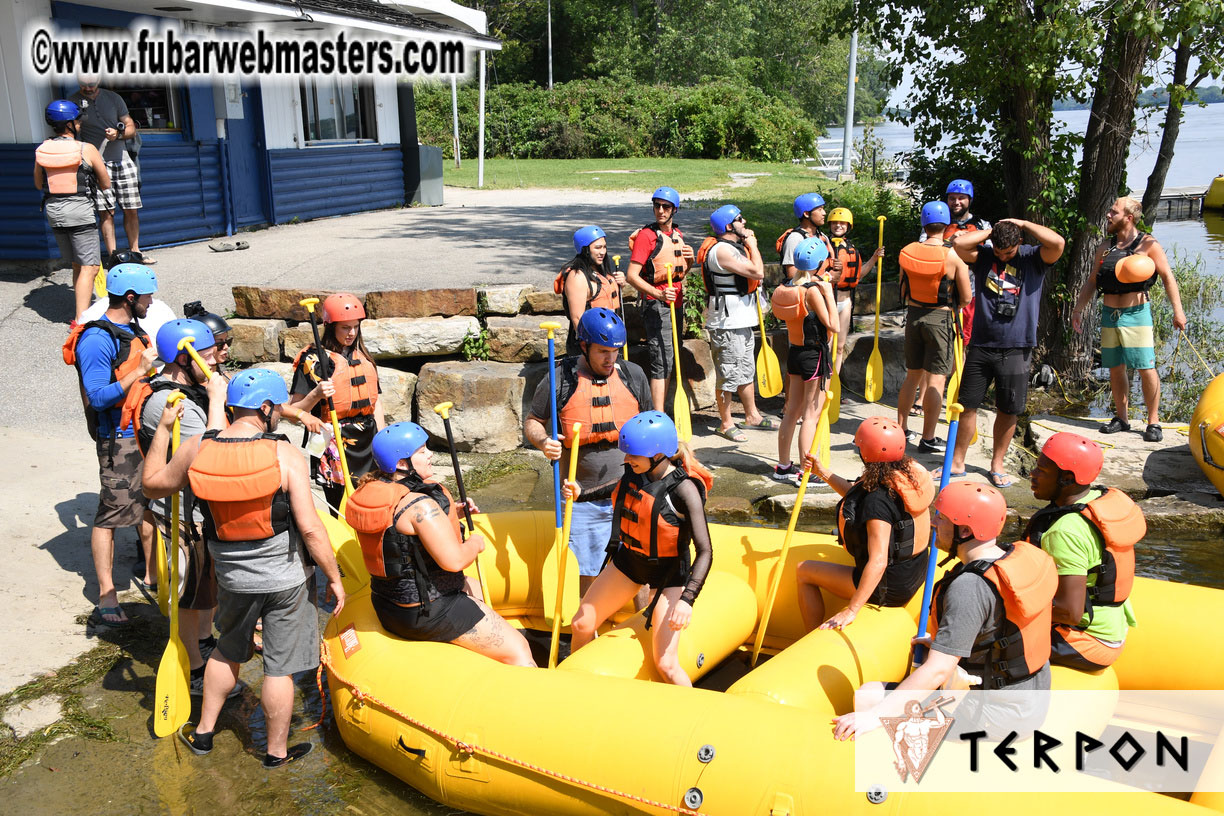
[116,121,125,136]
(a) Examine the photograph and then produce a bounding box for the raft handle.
[396,736,426,758]
[684,787,704,809]
[1199,423,1224,471]
[697,744,715,764]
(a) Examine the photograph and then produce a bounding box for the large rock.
[626,336,715,411]
[853,267,902,315]
[227,318,284,363]
[416,361,541,453]
[280,326,314,362]
[486,315,570,363]
[362,317,481,359]
[365,288,477,319]
[378,368,418,424]
[524,289,565,314]
[837,327,907,401]
[232,286,339,322]
[480,285,532,316]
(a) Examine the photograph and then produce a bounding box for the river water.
[827,103,1224,272]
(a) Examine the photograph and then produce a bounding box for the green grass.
[442,158,915,259]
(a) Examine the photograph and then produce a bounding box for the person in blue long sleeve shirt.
[73,263,159,625]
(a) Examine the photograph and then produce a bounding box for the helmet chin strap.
[938,527,975,567]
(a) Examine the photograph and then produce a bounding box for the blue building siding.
[267,145,403,225]
[0,142,229,261]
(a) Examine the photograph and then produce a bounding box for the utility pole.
[840,30,858,177]
[547,0,554,89]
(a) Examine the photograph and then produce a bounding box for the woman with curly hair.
[795,416,935,631]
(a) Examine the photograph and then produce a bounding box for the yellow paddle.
[864,215,886,403]
[93,266,107,300]
[665,264,691,442]
[548,423,582,669]
[299,298,355,514]
[950,308,979,445]
[817,333,837,469]
[154,528,169,616]
[153,391,191,738]
[177,336,213,381]
[750,386,836,667]
[612,255,627,360]
[754,290,783,398]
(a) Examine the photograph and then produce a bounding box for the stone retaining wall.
[228,274,907,452]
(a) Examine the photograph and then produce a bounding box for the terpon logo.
[879,696,955,783]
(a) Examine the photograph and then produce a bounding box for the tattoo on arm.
[411,504,443,525]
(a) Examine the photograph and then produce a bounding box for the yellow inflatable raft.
[1205,175,1224,211]
[1192,373,1224,498]
[318,510,1224,815]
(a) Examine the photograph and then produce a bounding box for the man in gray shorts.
[142,369,345,769]
[703,205,772,442]
[70,75,149,264]
[34,100,110,321]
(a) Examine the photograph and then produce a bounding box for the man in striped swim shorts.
[1072,197,1187,443]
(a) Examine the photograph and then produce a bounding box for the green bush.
[413,78,819,162]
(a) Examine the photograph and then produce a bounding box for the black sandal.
[263,742,314,769]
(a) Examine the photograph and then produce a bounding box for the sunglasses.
[216,337,233,348]
[652,202,674,210]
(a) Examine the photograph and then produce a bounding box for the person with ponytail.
[346,423,535,667]
[795,417,934,631]
[557,226,624,356]
[566,411,714,686]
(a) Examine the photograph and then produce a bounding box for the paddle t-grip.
[176,336,214,381]
[433,401,454,420]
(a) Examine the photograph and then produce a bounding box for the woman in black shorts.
[567,411,714,685]
[346,422,535,666]
[795,416,935,630]
[770,235,838,484]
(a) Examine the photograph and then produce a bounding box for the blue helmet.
[372,422,430,474]
[45,100,81,126]
[921,201,951,227]
[226,368,288,409]
[710,204,742,234]
[618,411,679,458]
[105,263,158,296]
[946,179,974,199]
[793,193,826,221]
[576,307,627,348]
[793,235,830,272]
[651,186,681,209]
[572,225,606,255]
[156,319,215,364]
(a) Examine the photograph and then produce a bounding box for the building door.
[225,84,269,227]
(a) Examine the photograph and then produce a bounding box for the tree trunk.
[998,86,1053,221]
[1140,36,1192,222]
[1041,7,1156,380]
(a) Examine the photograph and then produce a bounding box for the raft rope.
[316,640,703,816]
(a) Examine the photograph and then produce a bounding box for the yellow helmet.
[828,207,854,227]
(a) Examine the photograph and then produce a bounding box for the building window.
[299,78,377,143]
[80,26,182,132]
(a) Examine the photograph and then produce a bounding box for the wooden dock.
[1132,185,1208,221]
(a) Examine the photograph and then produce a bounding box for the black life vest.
[835,465,934,567]
[1096,232,1156,295]
[701,238,756,314]
[628,223,689,290]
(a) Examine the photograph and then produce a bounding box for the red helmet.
[934,482,1007,541]
[854,417,906,463]
[1041,432,1103,486]
[322,293,365,323]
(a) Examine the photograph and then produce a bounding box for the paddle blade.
[541,528,581,628]
[317,508,370,596]
[756,346,784,399]
[93,267,107,300]
[830,368,841,424]
[672,386,693,442]
[152,637,191,737]
[945,369,961,423]
[865,346,884,403]
[154,528,169,616]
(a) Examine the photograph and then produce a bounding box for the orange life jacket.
[557,357,641,447]
[1096,232,1157,295]
[294,346,379,418]
[698,237,760,303]
[899,241,955,307]
[831,238,863,291]
[930,541,1058,688]
[611,460,713,560]
[1022,487,1142,616]
[836,461,934,566]
[36,137,92,198]
[942,218,986,242]
[347,478,461,585]
[553,263,621,314]
[771,282,808,346]
[776,227,833,274]
[121,377,208,456]
[188,430,292,543]
[63,319,152,440]
[628,223,689,289]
